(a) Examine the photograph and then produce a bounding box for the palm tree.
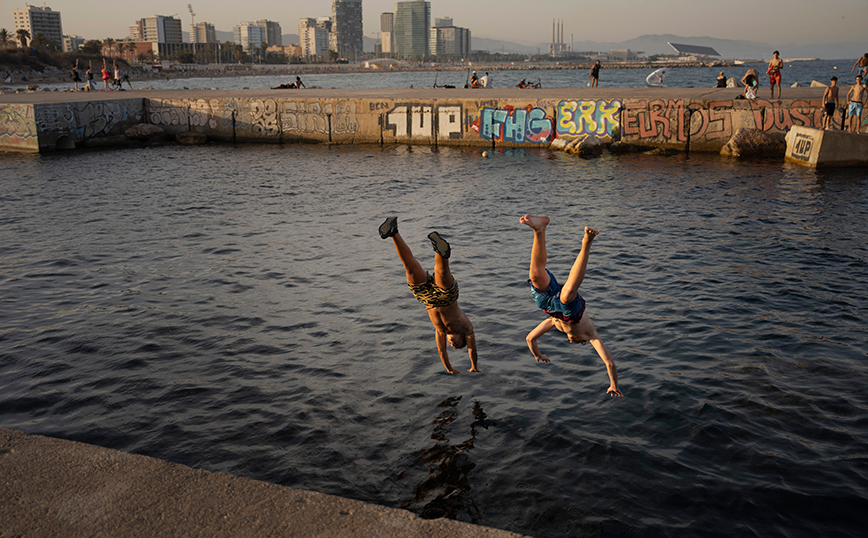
[104,37,115,58]
[16,28,30,48]
[0,28,9,49]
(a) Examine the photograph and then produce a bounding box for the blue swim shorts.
[848,101,863,117]
[529,269,586,324]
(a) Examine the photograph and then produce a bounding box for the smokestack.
[552,19,555,45]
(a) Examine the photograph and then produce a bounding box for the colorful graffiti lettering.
[622,99,825,144]
[556,99,622,138]
[473,105,554,144]
[384,104,462,140]
[0,104,38,142]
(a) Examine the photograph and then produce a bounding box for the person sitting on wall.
[716,71,727,88]
[469,71,479,88]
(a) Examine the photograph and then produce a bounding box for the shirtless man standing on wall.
[846,75,867,133]
[768,50,783,99]
[380,217,479,374]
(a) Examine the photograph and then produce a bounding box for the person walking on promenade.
[846,75,867,133]
[767,50,783,98]
[379,217,479,375]
[589,60,601,88]
[520,215,622,397]
[851,53,868,79]
[822,76,840,130]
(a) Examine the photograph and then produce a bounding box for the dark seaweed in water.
[0,144,866,538]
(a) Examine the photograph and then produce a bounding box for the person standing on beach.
[589,60,601,88]
[822,76,840,130]
[846,75,866,133]
[767,50,783,98]
[85,61,95,91]
[851,53,868,79]
[520,215,622,397]
[101,59,111,91]
[70,60,82,91]
[379,217,479,375]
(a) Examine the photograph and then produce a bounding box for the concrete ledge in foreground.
[0,428,528,538]
[785,125,868,167]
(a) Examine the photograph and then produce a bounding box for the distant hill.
[472,34,860,60]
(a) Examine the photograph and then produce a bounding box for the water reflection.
[401,396,492,522]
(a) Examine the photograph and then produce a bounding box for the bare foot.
[468,366,480,373]
[520,214,550,231]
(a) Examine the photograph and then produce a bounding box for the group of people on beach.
[379,215,622,398]
[71,59,131,91]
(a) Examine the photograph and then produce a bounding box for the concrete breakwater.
[0,427,528,537]
[0,87,850,154]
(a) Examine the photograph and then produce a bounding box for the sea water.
[31,59,855,92]
[1,144,866,537]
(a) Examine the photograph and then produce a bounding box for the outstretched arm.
[467,332,479,373]
[526,318,556,363]
[435,330,459,374]
[588,337,623,397]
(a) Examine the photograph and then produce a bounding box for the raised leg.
[391,232,428,285]
[559,226,598,304]
[520,214,551,290]
[433,251,454,289]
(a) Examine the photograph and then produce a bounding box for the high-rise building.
[331,0,363,59]
[380,12,393,54]
[13,5,63,47]
[430,25,470,59]
[298,17,331,57]
[434,17,452,28]
[131,16,183,43]
[393,1,429,58]
[190,22,216,44]
[62,34,85,52]
[234,23,267,53]
[257,19,282,47]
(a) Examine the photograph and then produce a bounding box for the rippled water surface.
[1,144,866,537]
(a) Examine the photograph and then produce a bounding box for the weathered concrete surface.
[785,125,868,167]
[2,87,856,153]
[0,428,528,538]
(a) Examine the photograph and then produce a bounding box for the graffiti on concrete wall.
[623,99,824,143]
[0,105,37,142]
[472,105,555,144]
[384,103,462,140]
[35,100,142,140]
[244,98,279,136]
[556,99,622,138]
[280,100,359,135]
[149,98,220,129]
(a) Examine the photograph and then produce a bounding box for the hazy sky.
[4,0,865,45]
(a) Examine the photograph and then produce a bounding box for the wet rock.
[810,80,828,88]
[566,134,604,156]
[608,141,644,154]
[643,147,682,156]
[81,135,132,148]
[124,124,165,141]
[176,132,208,145]
[549,138,568,151]
[720,127,785,158]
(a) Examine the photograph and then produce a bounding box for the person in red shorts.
[768,50,783,99]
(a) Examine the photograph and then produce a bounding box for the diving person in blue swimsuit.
[520,214,622,397]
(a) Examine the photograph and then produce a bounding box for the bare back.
[426,302,473,336]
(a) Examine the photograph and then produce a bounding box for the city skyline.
[4,0,863,48]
